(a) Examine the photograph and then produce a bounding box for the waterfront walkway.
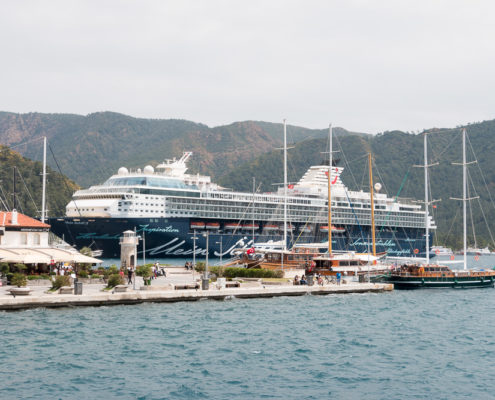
[0,266,393,310]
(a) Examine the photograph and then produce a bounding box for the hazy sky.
[1,0,494,133]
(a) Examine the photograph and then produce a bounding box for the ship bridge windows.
[103,176,198,190]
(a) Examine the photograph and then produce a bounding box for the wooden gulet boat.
[388,129,495,289]
[305,127,390,281]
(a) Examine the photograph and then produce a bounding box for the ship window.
[103,176,198,190]
[33,234,40,245]
[21,233,27,245]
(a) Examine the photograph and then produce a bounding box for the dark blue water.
[2,289,495,399]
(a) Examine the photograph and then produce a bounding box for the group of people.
[293,273,342,286]
[52,263,75,278]
[293,275,308,285]
[151,262,166,279]
[184,261,194,271]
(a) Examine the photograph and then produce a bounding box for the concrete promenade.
[0,266,393,311]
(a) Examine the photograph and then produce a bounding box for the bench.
[174,283,199,290]
[9,287,32,297]
[113,285,128,293]
[59,286,73,294]
[225,281,240,288]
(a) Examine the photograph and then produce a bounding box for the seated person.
[293,275,300,285]
[300,275,307,285]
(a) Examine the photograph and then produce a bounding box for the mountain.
[0,112,364,188]
[0,110,494,249]
[0,146,78,218]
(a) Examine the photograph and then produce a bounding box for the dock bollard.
[202,278,209,290]
[307,275,314,286]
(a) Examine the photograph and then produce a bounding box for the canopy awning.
[0,247,102,264]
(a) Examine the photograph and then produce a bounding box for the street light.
[190,229,198,281]
[216,235,223,264]
[202,231,209,290]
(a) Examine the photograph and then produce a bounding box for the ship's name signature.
[145,237,254,257]
[76,225,179,240]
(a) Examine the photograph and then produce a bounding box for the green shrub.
[222,267,283,279]
[136,265,152,278]
[195,262,205,272]
[78,270,89,278]
[13,263,26,272]
[0,262,9,276]
[108,265,119,275]
[11,273,27,287]
[52,275,71,290]
[107,274,124,288]
[27,274,51,281]
[6,272,13,284]
[136,265,152,285]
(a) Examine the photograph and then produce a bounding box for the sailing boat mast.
[368,153,376,257]
[424,132,430,265]
[252,177,255,243]
[41,136,47,223]
[283,119,287,252]
[462,128,467,271]
[452,128,477,271]
[328,124,332,256]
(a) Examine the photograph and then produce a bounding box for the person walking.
[127,267,133,285]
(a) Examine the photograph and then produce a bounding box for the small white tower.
[120,230,139,269]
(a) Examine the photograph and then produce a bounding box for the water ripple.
[1,291,495,398]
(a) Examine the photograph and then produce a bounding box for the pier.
[0,266,392,311]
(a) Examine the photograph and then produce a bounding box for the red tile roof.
[0,212,50,228]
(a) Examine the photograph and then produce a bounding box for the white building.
[0,210,50,248]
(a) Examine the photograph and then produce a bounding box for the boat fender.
[454,280,458,285]
[480,277,484,283]
[490,276,493,283]
[421,278,425,285]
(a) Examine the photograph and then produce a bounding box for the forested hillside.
[0,112,361,187]
[0,110,494,249]
[0,146,78,217]
[219,122,495,249]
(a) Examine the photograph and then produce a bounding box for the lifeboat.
[263,224,279,231]
[243,224,259,230]
[190,221,205,230]
[224,223,240,230]
[205,222,220,230]
[299,225,313,233]
[320,225,345,233]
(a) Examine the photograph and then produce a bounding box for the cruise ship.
[49,152,434,258]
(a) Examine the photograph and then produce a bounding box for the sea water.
[2,286,495,399]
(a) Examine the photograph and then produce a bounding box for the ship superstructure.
[50,152,434,258]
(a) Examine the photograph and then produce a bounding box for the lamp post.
[191,229,198,281]
[216,235,223,264]
[202,231,209,290]
[142,230,146,267]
